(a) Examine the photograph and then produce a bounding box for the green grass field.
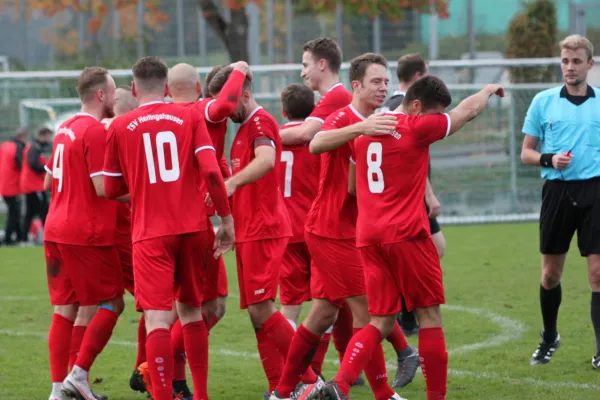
[1,222,599,399]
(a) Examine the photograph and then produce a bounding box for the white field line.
[1,328,599,391]
[1,303,598,391]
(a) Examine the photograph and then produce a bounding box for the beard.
[102,101,115,119]
[231,108,246,124]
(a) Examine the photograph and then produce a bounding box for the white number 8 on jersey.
[367,142,384,193]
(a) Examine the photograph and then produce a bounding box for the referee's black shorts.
[540,177,600,256]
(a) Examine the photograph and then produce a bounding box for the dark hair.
[303,37,342,74]
[281,84,315,120]
[132,56,169,92]
[402,76,452,111]
[349,53,388,83]
[208,66,252,96]
[396,53,427,83]
[204,65,225,98]
[38,127,53,137]
[76,67,109,101]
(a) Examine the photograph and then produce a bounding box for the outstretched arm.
[447,84,504,136]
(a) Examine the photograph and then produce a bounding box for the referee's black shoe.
[530,331,561,365]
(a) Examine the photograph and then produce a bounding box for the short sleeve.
[83,123,108,177]
[192,111,216,156]
[522,95,542,138]
[316,108,349,136]
[248,114,278,143]
[103,125,123,177]
[412,113,451,146]
[307,89,347,124]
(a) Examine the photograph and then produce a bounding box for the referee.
[521,34,600,368]
[382,53,446,337]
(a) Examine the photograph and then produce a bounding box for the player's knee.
[247,301,277,329]
[100,296,125,315]
[371,316,395,338]
[54,304,78,321]
[587,257,600,289]
[415,305,442,329]
[541,268,561,289]
[215,302,226,321]
[75,305,98,325]
[202,299,218,321]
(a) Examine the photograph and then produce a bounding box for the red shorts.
[305,232,366,308]
[280,241,312,306]
[116,242,134,295]
[202,217,228,302]
[133,231,210,311]
[360,237,445,316]
[235,238,288,309]
[44,241,124,306]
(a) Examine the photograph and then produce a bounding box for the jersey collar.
[75,112,98,120]
[139,101,165,108]
[241,106,263,125]
[349,104,367,121]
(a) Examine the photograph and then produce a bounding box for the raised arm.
[447,84,504,136]
[205,63,248,123]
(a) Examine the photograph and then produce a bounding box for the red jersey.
[305,83,352,124]
[20,143,46,194]
[230,107,292,243]
[44,113,124,246]
[0,140,21,197]
[351,112,451,247]
[103,102,222,243]
[305,105,367,239]
[279,122,320,243]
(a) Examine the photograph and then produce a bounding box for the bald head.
[114,86,137,116]
[168,63,202,103]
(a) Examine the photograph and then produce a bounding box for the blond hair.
[560,35,594,61]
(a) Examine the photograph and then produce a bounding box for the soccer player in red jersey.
[275,36,359,379]
[207,67,322,397]
[315,77,505,400]
[103,56,234,400]
[43,67,126,400]
[277,83,319,331]
[271,53,413,400]
[166,61,246,399]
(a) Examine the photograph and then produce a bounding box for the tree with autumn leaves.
[7,0,449,64]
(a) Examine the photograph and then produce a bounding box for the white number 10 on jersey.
[367,142,384,193]
[143,131,181,184]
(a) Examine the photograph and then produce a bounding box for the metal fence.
[3,58,600,224]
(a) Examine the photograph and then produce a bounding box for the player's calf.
[415,305,448,400]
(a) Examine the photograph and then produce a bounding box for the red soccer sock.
[386,321,409,353]
[256,322,284,391]
[49,313,73,382]
[262,311,318,384]
[74,308,118,372]
[310,332,331,376]
[333,303,353,362]
[69,325,86,371]
[334,325,384,397]
[361,329,394,400]
[182,321,209,400]
[171,319,186,382]
[419,327,448,400]
[146,329,174,400]
[135,315,147,368]
[275,325,321,397]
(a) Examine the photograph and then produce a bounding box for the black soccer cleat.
[317,382,348,400]
[352,373,365,387]
[129,369,146,393]
[530,331,561,365]
[592,353,600,369]
[393,345,419,388]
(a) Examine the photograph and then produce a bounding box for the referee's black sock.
[540,283,561,343]
[591,292,600,355]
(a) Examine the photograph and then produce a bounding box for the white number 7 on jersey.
[143,131,181,184]
[367,142,384,193]
[281,150,294,198]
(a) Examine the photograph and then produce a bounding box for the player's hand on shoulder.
[214,215,235,258]
[361,114,397,136]
[484,84,505,98]
[552,152,572,170]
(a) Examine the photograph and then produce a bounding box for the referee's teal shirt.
[522,85,600,181]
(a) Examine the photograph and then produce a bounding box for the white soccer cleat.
[390,393,409,400]
[61,369,95,400]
